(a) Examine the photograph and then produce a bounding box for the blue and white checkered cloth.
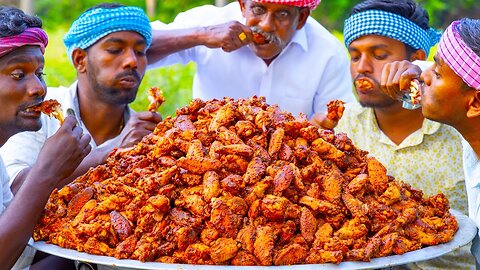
[344,9,442,57]
[64,6,152,60]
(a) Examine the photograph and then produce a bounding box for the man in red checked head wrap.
[0,6,91,270]
[148,0,355,121]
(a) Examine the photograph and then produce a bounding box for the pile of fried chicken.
[33,96,457,265]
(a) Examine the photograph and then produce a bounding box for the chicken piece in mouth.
[30,99,65,124]
[408,80,421,105]
[354,79,374,90]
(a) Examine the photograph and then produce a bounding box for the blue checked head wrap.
[343,9,442,57]
[64,6,152,61]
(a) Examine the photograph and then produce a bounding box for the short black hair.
[350,0,430,55]
[85,3,125,12]
[0,6,42,37]
[458,18,480,58]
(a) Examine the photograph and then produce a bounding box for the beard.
[359,97,397,108]
[86,62,140,106]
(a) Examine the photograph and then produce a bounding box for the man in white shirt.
[380,18,480,267]
[0,3,162,194]
[147,0,355,118]
[0,6,91,269]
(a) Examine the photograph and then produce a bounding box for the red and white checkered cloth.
[0,27,48,58]
[438,21,480,90]
[253,0,321,10]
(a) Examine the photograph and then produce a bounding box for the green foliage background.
[18,0,480,116]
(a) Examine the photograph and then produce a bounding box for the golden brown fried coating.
[33,96,457,265]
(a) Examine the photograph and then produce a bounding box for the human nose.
[27,76,46,98]
[122,48,139,70]
[356,55,373,74]
[258,12,275,32]
[420,68,431,86]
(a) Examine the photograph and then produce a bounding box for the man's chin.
[250,44,281,61]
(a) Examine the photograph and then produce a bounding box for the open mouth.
[250,26,275,45]
[24,102,43,112]
[354,78,375,91]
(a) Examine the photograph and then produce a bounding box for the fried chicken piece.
[235,120,256,138]
[322,164,345,203]
[231,251,260,266]
[31,99,65,124]
[217,144,254,157]
[268,127,284,158]
[273,164,294,194]
[210,198,242,238]
[110,210,133,241]
[300,207,317,244]
[254,225,275,266]
[274,243,307,265]
[311,138,346,163]
[147,86,165,112]
[260,195,290,221]
[378,181,402,206]
[313,222,334,249]
[334,217,368,240]
[184,243,210,264]
[114,235,137,259]
[299,195,342,215]
[367,156,389,193]
[209,102,236,131]
[305,248,343,264]
[176,156,221,174]
[210,237,239,264]
[67,187,94,218]
[345,174,368,194]
[326,100,345,122]
[244,157,267,185]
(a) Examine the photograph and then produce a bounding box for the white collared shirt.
[0,81,133,184]
[148,2,355,117]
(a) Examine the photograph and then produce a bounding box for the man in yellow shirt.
[312,0,473,268]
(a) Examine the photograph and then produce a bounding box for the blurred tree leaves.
[31,0,479,33]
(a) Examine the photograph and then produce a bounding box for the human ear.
[71,48,87,73]
[238,0,246,15]
[296,7,310,29]
[466,91,480,118]
[409,49,427,62]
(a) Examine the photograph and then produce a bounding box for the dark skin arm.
[11,111,161,193]
[147,21,253,64]
[0,116,91,268]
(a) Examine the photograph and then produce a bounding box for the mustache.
[250,26,282,45]
[19,98,44,111]
[114,70,140,82]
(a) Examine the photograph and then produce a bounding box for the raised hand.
[380,60,423,101]
[203,21,253,52]
[119,111,162,148]
[32,115,91,185]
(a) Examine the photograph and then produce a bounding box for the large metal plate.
[30,210,477,270]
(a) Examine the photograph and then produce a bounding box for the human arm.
[0,116,90,268]
[147,20,253,64]
[53,111,162,187]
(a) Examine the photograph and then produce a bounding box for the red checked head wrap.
[252,0,321,10]
[0,27,48,58]
[438,21,480,90]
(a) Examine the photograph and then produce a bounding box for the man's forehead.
[97,31,146,44]
[349,35,402,49]
[0,46,44,65]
